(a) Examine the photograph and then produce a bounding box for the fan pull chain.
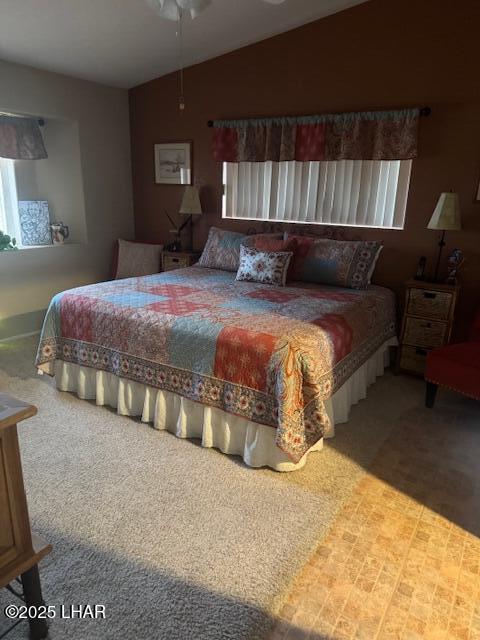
[177,8,185,112]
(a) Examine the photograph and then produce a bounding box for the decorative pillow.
[235,245,293,286]
[114,239,163,279]
[241,232,283,248]
[284,234,382,289]
[198,227,247,271]
[245,235,292,252]
[247,235,298,281]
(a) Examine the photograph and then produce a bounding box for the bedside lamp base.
[432,230,446,283]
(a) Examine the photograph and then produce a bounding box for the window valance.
[212,108,420,163]
[0,115,47,160]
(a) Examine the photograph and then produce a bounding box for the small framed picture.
[18,200,52,246]
[154,142,192,185]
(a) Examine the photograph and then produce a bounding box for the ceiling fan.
[146,0,286,22]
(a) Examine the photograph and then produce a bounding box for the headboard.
[246,222,361,241]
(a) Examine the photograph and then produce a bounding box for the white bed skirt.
[53,337,397,472]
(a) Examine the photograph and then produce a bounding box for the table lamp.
[178,186,202,251]
[427,192,461,282]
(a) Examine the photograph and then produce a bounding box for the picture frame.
[18,200,52,246]
[154,142,192,185]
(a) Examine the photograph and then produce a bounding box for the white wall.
[0,59,134,329]
[15,118,88,244]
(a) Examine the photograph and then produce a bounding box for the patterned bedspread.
[36,266,396,462]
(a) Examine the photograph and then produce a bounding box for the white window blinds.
[0,158,20,241]
[222,159,412,229]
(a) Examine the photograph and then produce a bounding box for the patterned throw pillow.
[198,227,247,271]
[284,234,382,289]
[114,239,163,279]
[235,245,293,286]
[246,235,298,281]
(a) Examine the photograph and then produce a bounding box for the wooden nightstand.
[162,251,201,272]
[397,279,460,375]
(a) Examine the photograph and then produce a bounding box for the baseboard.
[0,310,46,341]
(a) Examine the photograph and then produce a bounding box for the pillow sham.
[241,232,283,249]
[114,239,163,280]
[245,234,293,252]
[284,234,382,289]
[236,245,293,286]
[198,227,247,271]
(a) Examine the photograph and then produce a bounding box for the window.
[0,116,88,249]
[222,159,412,230]
[0,158,21,243]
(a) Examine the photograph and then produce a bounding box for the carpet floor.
[0,336,423,640]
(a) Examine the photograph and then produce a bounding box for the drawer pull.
[415,348,427,356]
[424,292,436,299]
[171,258,180,263]
[420,322,432,328]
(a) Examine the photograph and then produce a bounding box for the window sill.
[0,242,84,256]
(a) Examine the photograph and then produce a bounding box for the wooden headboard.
[246,222,361,241]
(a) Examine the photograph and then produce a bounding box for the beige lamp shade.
[427,192,461,231]
[179,186,202,215]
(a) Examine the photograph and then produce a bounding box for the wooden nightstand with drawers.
[162,251,201,272]
[397,280,460,375]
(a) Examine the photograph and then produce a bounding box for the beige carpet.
[0,336,423,639]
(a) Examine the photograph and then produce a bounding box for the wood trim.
[0,536,52,589]
[2,426,33,552]
[0,393,51,591]
[0,394,37,431]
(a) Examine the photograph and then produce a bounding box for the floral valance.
[0,115,48,160]
[212,108,420,163]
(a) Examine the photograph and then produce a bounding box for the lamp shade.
[427,192,461,231]
[179,186,202,215]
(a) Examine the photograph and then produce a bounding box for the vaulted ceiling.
[0,0,368,88]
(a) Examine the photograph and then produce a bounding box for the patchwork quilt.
[36,266,396,462]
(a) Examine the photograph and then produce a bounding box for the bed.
[36,265,396,471]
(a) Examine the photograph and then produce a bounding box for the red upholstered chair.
[425,308,480,407]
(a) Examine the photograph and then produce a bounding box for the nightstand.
[397,279,460,375]
[162,251,201,272]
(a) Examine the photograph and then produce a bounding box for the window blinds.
[222,159,412,229]
[0,159,20,241]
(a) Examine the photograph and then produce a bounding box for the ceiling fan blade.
[145,0,180,21]
[146,0,212,20]
[147,0,280,22]
[177,0,212,13]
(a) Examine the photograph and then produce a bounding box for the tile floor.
[269,391,480,640]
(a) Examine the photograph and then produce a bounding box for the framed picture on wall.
[154,142,192,185]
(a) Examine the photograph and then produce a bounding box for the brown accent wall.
[130,0,480,334]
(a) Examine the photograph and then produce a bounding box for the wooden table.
[0,393,52,640]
